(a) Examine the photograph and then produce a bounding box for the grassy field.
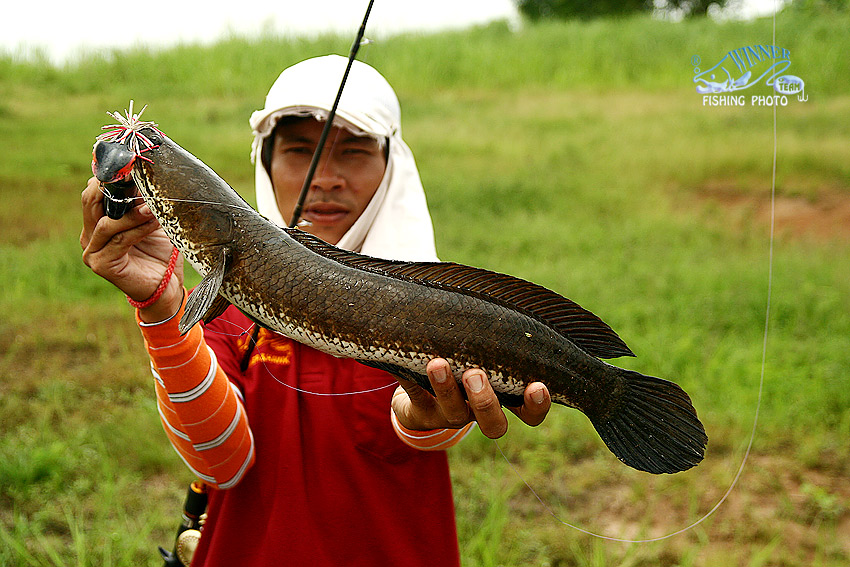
[1,8,849,567]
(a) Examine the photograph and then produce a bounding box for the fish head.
[92,139,136,183]
[95,103,246,278]
[695,80,729,94]
[92,101,248,282]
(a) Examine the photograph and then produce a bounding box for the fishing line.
[260,364,397,397]
[125,3,775,542]
[97,190,262,216]
[139,197,257,213]
[492,2,780,543]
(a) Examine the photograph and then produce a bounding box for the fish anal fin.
[356,359,434,395]
[285,227,633,359]
[179,248,230,335]
[356,359,528,409]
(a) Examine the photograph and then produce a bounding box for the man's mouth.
[303,202,349,224]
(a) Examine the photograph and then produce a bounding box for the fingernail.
[465,371,485,394]
[530,386,545,405]
[432,365,448,384]
[139,204,152,216]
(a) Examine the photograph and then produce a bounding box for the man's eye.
[285,146,313,154]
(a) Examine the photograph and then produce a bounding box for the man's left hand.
[391,357,551,439]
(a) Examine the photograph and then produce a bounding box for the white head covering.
[249,55,438,262]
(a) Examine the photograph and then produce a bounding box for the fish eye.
[144,131,163,145]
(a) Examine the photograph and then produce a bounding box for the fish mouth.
[302,202,351,225]
[101,176,140,220]
[91,140,140,219]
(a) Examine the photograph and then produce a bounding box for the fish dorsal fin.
[284,228,634,359]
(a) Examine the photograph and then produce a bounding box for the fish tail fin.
[589,369,707,474]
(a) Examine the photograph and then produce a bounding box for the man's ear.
[260,134,275,183]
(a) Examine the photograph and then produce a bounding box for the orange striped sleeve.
[137,291,255,489]
[390,410,475,451]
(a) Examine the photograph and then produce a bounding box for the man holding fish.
[80,55,551,566]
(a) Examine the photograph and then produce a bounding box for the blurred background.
[1,1,847,565]
[2,0,781,65]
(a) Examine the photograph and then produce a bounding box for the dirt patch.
[598,453,846,560]
[501,449,849,565]
[694,180,850,242]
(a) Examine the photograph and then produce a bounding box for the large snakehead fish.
[92,105,707,475]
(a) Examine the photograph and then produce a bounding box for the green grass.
[1,10,849,567]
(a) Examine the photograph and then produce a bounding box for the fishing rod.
[289,0,376,228]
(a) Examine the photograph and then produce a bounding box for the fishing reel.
[159,481,208,567]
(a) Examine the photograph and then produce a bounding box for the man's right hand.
[80,176,185,322]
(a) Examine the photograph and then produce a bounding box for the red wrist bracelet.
[127,246,180,309]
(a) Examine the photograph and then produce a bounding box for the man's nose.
[310,154,344,192]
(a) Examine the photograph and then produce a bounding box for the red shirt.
[189,306,461,566]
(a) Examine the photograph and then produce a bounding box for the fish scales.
[92,120,707,475]
[228,217,604,408]
[215,210,588,403]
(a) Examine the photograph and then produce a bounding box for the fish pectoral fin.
[179,248,230,335]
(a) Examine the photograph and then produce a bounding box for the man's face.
[269,117,387,245]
